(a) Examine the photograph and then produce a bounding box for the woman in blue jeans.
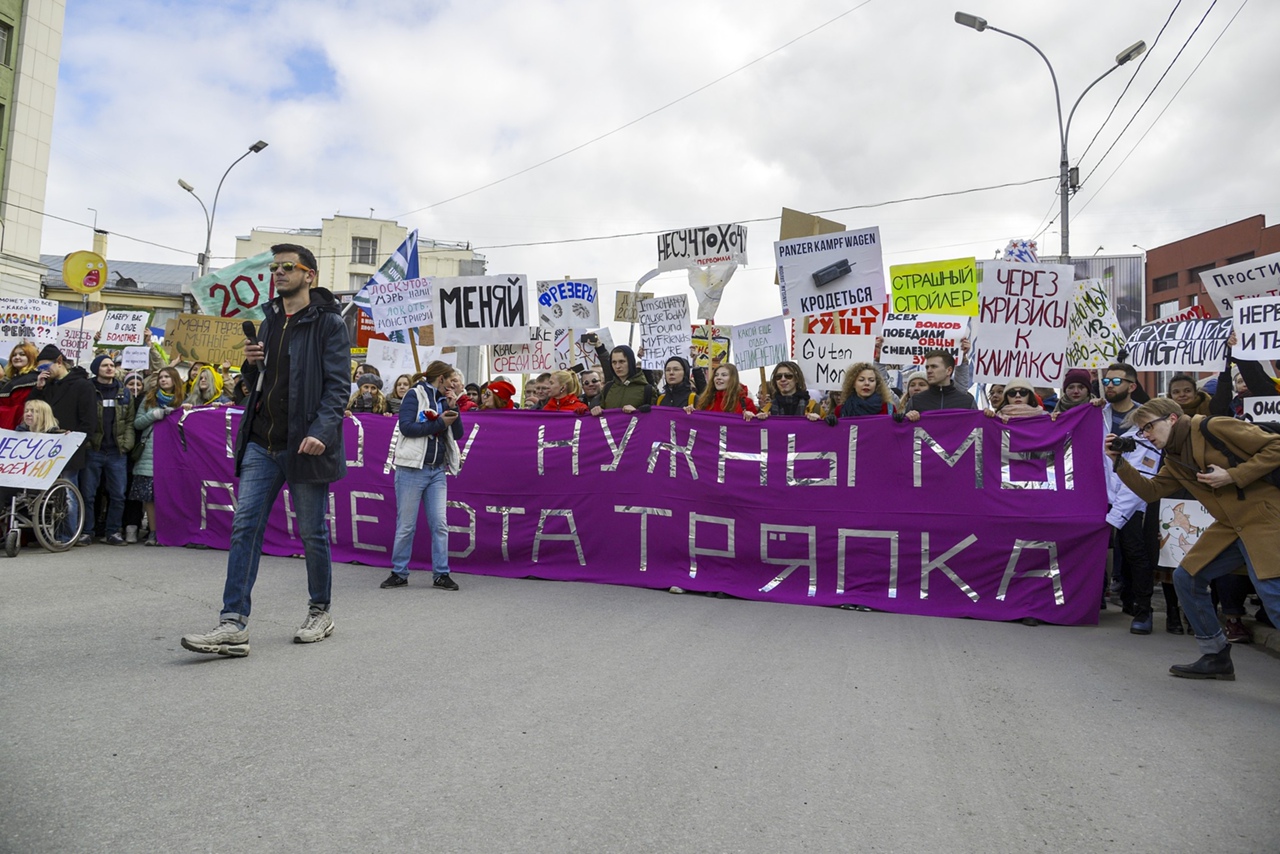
[380,360,463,591]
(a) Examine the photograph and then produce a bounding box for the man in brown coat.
[1105,397,1280,680]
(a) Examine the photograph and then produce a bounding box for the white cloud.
[44,0,1280,333]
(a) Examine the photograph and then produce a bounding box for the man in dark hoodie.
[81,354,135,546]
[31,344,97,545]
[182,244,350,658]
[588,339,653,414]
[902,349,977,421]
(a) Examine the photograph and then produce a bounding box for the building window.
[1153,273,1178,292]
[1188,263,1216,284]
[1156,299,1181,320]
[1227,252,1254,265]
[0,24,11,67]
[351,237,378,265]
[349,273,369,291]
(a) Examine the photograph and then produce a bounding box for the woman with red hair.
[0,342,40,429]
[480,380,516,410]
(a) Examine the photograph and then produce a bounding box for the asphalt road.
[3,545,1278,854]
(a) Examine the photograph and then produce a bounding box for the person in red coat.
[687,363,758,420]
[543,370,589,415]
[0,342,40,430]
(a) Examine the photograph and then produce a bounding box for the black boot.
[1166,602,1185,635]
[1169,645,1234,680]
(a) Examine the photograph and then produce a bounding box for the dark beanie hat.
[90,354,111,377]
[37,343,62,363]
[1063,368,1092,390]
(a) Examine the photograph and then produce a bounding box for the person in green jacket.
[588,341,653,415]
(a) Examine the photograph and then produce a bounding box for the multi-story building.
[1141,215,1280,391]
[234,214,485,296]
[0,0,63,298]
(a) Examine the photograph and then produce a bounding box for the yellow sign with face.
[63,251,108,295]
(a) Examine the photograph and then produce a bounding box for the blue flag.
[353,230,419,343]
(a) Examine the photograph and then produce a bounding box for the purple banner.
[155,405,1109,624]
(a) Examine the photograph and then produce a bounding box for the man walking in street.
[182,244,350,657]
[82,354,135,545]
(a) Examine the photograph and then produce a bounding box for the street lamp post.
[178,140,268,277]
[954,13,1144,262]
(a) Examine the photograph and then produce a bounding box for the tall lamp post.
[178,140,268,277]
[954,13,1144,262]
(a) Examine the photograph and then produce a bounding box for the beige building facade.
[0,0,64,298]
[235,214,485,296]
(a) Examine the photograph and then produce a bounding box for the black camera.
[1109,436,1137,454]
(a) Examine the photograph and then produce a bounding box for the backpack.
[1198,416,1280,498]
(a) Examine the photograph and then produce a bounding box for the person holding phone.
[380,360,464,591]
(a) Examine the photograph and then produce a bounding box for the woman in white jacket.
[379,361,463,591]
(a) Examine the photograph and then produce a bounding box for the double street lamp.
[954,12,1145,261]
[178,140,269,277]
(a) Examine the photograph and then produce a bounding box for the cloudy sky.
[42,0,1279,336]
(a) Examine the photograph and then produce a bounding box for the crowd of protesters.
[3,271,1277,683]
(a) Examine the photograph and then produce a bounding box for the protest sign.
[1157,304,1209,324]
[1243,396,1280,423]
[433,275,530,346]
[571,328,614,374]
[191,252,274,319]
[1201,251,1280,317]
[657,224,748,272]
[691,324,731,369]
[491,328,555,375]
[794,332,876,390]
[0,428,86,490]
[731,317,789,371]
[364,338,454,381]
[1233,295,1280,361]
[0,297,59,343]
[537,279,599,329]
[973,261,1073,385]
[1065,279,1124,369]
[879,314,968,366]
[156,405,1111,625]
[776,227,884,317]
[889,258,978,317]
[1123,317,1232,372]
[1157,499,1213,568]
[163,314,247,367]
[98,310,150,347]
[366,277,433,335]
[614,290,654,323]
[55,326,96,365]
[800,303,887,336]
[120,347,151,372]
[638,295,692,370]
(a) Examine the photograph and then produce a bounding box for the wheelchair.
[1,478,86,556]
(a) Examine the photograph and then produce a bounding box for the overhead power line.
[394,0,876,219]
[1073,0,1249,218]
[471,176,1057,250]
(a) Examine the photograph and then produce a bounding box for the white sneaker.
[294,609,334,644]
[181,621,249,657]
[125,525,138,544]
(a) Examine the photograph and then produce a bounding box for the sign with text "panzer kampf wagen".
[775,227,884,318]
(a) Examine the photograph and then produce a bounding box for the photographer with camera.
[1099,363,1159,632]
[1106,396,1280,680]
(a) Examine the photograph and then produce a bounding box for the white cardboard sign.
[637,294,692,370]
[98,310,150,347]
[972,261,1073,385]
[731,316,789,372]
[794,332,877,391]
[1233,295,1280,361]
[367,277,434,335]
[1202,251,1280,317]
[657,224,748,272]
[537,279,600,329]
[775,227,884,318]
[433,275,531,346]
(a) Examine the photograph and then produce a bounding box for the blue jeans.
[221,442,332,626]
[81,449,128,536]
[1174,540,1280,654]
[391,463,449,578]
